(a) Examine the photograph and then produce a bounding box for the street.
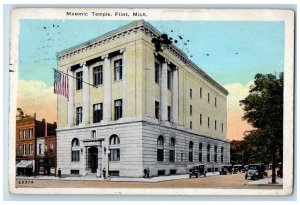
[16,171,282,189]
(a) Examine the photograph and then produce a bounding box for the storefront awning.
[16,160,33,168]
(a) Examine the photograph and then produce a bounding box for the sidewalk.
[246,177,283,186]
[16,172,220,183]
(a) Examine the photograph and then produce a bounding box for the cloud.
[224,81,254,141]
[17,80,57,123]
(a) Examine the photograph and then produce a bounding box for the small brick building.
[16,113,56,175]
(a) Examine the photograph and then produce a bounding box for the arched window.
[72,138,80,147]
[109,134,120,145]
[199,143,203,162]
[189,141,193,162]
[207,144,211,162]
[221,147,224,163]
[109,135,120,161]
[169,138,176,162]
[71,138,80,162]
[157,135,164,161]
[214,145,218,162]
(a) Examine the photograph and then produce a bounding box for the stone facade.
[56,20,230,178]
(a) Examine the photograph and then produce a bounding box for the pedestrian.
[102,168,106,179]
[147,167,150,178]
[58,168,61,178]
[144,168,147,178]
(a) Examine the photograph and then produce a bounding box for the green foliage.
[238,73,283,164]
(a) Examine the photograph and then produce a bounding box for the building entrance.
[88,147,98,173]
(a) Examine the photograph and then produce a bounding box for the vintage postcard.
[9,8,294,195]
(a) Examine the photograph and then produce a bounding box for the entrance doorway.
[88,147,98,173]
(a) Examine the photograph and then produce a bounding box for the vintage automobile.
[277,162,283,178]
[232,164,244,173]
[219,165,231,175]
[189,164,206,178]
[245,163,268,180]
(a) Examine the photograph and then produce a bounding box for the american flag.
[54,69,69,99]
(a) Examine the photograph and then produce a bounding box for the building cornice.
[57,20,229,95]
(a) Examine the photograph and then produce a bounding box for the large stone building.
[56,20,230,178]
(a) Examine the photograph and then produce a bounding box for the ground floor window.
[71,170,79,175]
[109,171,120,176]
[157,149,164,161]
[109,149,120,161]
[72,150,80,162]
[169,150,175,162]
[170,170,177,175]
[158,170,165,176]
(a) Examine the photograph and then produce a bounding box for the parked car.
[245,163,268,180]
[244,165,249,172]
[232,165,244,174]
[277,162,283,178]
[189,164,206,178]
[219,165,231,175]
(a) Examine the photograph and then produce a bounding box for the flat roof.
[57,20,229,95]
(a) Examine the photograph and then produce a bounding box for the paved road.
[16,172,282,189]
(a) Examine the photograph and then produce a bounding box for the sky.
[17,20,284,140]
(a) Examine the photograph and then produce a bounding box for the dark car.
[232,165,244,173]
[245,163,268,180]
[189,164,206,178]
[277,162,283,178]
[219,165,231,175]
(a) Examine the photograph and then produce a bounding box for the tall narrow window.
[208,117,210,128]
[18,130,21,140]
[22,144,26,155]
[215,120,217,130]
[50,144,54,154]
[23,130,26,139]
[208,92,210,103]
[29,128,33,139]
[71,138,80,162]
[76,107,82,125]
[157,136,164,161]
[155,61,160,84]
[200,114,202,125]
[114,59,123,81]
[215,97,217,107]
[29,144,33,155]
[167,69,172,89]
[190,89,193,99]
[114,99,123,120]
[222,123,224,132]
[109,135,120,161]
[18,145,21,155]
[38,144,42,155]
[76,71,83,90]
[93,65,103,86]
[190,121,192,129]
[221,147,224,163]
[92,130,96,138]
[200,87,202,98]
[93,103,103,123]
[155,101,160,120]
[169,138,176,162]
[199,143,203,162]
[214,145,218,162]
[190,105,192,116]
[189,141,193,162]
[167,106,171,122]
[207,144,211,162]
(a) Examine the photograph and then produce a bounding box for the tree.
[240,73,283,183]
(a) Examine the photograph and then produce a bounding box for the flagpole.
[53,68,97,88]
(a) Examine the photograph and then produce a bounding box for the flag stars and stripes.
[54,69,69,99]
